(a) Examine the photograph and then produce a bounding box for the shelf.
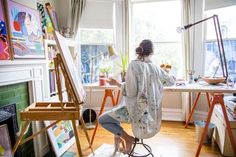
[45,38,77,99]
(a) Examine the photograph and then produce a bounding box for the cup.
[99,76,106,86]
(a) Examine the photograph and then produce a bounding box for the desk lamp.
[84,45,118,129]
[177,15,228,83]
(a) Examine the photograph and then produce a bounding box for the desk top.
[164,81,236,93]
[83,83,120,90]
[83,82,236,93]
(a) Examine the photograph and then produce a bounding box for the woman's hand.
[106,78,122,87]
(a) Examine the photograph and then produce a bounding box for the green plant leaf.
[116,51,129,72]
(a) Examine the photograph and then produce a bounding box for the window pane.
[131,0,182,77]
[81,45,110,83]
[80,29,114,44]
[205,5,236,40]
[152,42,183,76]
[204,5,236,80]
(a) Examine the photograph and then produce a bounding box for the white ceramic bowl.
[201,76,226,85]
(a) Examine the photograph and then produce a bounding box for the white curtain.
[123,0,131,59]
[181,0,194,122]
[68,0,86,38]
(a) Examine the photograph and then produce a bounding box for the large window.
[80,28,115,83]
[204,5,236,80]
[131,0,182,77]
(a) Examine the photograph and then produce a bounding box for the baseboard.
[162,108,183,121]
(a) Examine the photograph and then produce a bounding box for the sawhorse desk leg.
[185,92,212,128]
[195,93,236,157]
[90,89,120,146]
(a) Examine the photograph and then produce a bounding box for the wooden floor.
[68,121,223,157]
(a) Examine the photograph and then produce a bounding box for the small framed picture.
[0,124,13,157]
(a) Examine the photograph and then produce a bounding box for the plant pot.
[99,75,106,86]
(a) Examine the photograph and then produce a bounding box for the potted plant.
[116,51,129,82]
[99,58,113,78]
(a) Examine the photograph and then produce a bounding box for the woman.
[98,39,176,154]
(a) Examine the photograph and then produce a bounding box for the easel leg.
[79,117,94,153]
[72,120,83,157]
[90,91,109,146]
[185,92,201,128]
[13,121,30,155]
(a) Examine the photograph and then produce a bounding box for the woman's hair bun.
[136,46,143,54]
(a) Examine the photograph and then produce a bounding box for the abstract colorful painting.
[44,121,75,157]
[0,0,11,60]
[7,0,44,58]
[0,124,13,157]
[45,3,59,31]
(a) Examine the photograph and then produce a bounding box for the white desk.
[164,81,236,157]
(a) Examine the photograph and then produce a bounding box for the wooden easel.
[12,53,93,157]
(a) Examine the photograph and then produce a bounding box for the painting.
[44,121,75,157]
[37,2,47,36]
[6,0,44,58]
[53,31,86,103]
[0,124,13,157]
[45,3,59,31]
[0,0,11,60]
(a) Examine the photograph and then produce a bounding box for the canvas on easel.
[53,31,86,102]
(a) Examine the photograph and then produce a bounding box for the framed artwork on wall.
[45,3,59,31]
[0,124,13,157]
[6,0,44,59]
[0,0,11,60]
[44,121,75,157]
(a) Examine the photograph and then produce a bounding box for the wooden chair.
[12,31,93,157]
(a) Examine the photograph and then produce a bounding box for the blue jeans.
[98,113,124,136]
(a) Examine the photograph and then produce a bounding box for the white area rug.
[87,143,162,157]
[87,143,127,157]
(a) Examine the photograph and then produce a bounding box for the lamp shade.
[108,45,118,60]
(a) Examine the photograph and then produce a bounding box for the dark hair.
[135,39,154,61]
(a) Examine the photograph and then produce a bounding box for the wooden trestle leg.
[195,93,236,157]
